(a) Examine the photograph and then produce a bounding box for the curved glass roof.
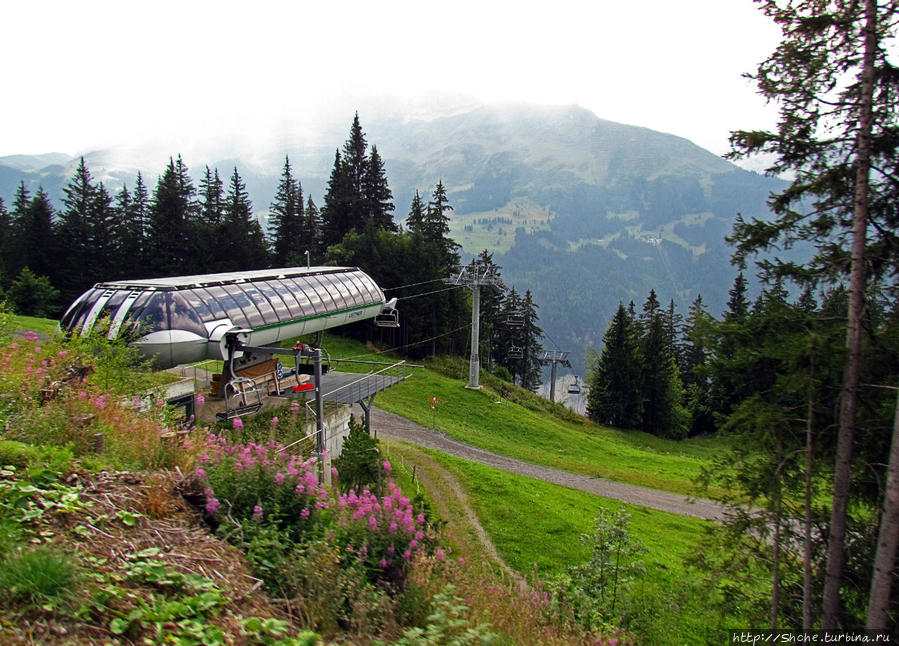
[60,267,387,339]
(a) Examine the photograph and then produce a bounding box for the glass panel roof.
[63,267,386,338]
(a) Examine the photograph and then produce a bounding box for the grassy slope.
[318,333,726,498]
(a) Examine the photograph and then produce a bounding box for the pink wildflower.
[34,346,41,354]
[383,460,392,473]
[232,418,244,430]
[274,472,285,485]
[196,393,205,405]
[379,558,389,568]
[436,548,446,561]
[300,507,310,519]
[253,505,263,519]
[270,416,279,426]
[195,467,207,480]
[205,498,221,514]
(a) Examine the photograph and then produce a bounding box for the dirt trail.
[365,406,727,522]
[381,440,516,578]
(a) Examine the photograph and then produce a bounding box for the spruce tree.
[57,157,96,301]
[321,149,352,248]
[639,290,687,438]
[425,180,460,267]
[681,295,716,436]
[406,189,426,233]
[362,145,396,232]
[17,188,57,286]
[220,167,269,271]
[269,156,306,266]
[587,302,643,429]
[302,196,322,261]
[519,290,544,391]
[147,156,199,277]
[7,182,31,279]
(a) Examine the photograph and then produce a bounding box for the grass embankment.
[383,442,736,645]
[317,333,728,499]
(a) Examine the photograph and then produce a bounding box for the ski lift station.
[61,266,396,368]
[60,266,412,467]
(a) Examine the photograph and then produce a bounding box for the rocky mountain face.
[1,103,783,373]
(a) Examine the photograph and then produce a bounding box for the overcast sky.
[2,0,784,160]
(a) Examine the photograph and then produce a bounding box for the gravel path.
[365,406,727,522]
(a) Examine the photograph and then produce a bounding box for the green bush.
[334,415,385,494]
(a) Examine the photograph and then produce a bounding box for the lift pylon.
[444,262,504,389]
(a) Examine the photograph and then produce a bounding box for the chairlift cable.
[381,277,447,291]
[394,285,465,301]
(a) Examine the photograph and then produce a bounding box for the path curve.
[367,406,727,522]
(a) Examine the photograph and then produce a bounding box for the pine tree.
[519,290,544,391]
[147,156,199,276]
[681,295,716,436]
[17,188,57,285]
[57,157,96,301]
[321,149,352,248]
[639,291,687,438]
[405,189,426,233]
[302,196,322,261]
[587,302,643,429]
[7,182,31,278]
[425,180,460,267]
[342,112,368,215]
[362,145,396,232]
[269,156,306,266]
[220,166,269,271]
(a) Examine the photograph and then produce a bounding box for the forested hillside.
[0,103,787,373]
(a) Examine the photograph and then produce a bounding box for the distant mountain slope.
[0,103,783,374]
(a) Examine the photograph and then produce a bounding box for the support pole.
[468,284,481,390]
[313,347,329,484]
[359,393,376,438]
[549,360,558,402]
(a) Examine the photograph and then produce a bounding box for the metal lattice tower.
[539,350,571,403]
[445,262,504,389]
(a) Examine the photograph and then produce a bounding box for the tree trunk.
[821,0,877,628]
[866,388,899,629]
[804,371,815,629]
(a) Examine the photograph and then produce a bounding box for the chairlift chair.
[508,345,524,359]
[374,307,400,328]
[216,376,263,421]
[506,311,525,327]
[568,375,582,395]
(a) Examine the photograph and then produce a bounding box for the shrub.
[334,415,385,495]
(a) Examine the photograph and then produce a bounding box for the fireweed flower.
[253,505,263,519]
[196,393,205,405]
[232,418,244,430]
[205,498,221,514]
